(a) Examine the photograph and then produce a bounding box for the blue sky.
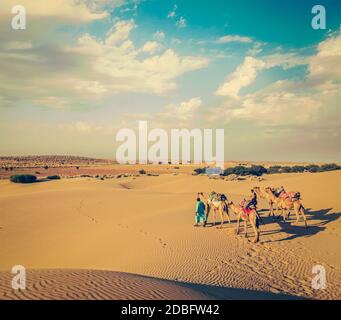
[0,0,340,162]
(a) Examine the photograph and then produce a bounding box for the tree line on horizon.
[194,163,341,177]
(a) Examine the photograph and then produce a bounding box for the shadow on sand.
[158,276,305,300]
[263,208,340,242]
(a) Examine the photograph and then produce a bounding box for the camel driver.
[245,189,258,210]
[194,196,206,227]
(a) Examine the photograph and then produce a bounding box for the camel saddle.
[279,191,300,200]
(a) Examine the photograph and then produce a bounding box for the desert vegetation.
[10,174,37,184]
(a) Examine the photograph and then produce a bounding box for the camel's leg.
[219,207,224,228]
[276,203,283,217]
[204,205,210,227]
[250,215,259,243]
[236,213,241,235]
[282,207,286,222]
[300,206,308,228]
[244,220,248,238]
[292,206,300,225]
[268,202,273,217]
[225,205,231,224]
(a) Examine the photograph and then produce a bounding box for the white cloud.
[215,56,265,98]
[167,4,177,18]
[34,96,70,109]
[216,35,253,44]
[215,50,309,99]
[153,31,165,41]
[176,17,187,29]
[211,31,341,131]
[60,121,116,135]
[309,30,341,82]
[105,20,135,46]
[0,0,108,22]
[0,19,209,108]
[141,41,161,54]
[164,97,202,121]
[3,41,33,50]
[125,97,203,127]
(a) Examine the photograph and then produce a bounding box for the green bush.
[267,166,281,174]
[223,165,267,177]
[193,167,206,174]
[47,175,61,180]
[279,166,292,173]
[305,165,321,173]
[320,163,340,171]
[10,174,37,184]
[291,166,306,173]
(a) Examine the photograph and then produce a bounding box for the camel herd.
[198,187,308,243]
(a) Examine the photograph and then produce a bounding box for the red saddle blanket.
[241,207,253,215]
[279,192,297,200]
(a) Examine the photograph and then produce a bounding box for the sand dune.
[0,269,299,300]
[1,171,341,299]
[0,269,213,300]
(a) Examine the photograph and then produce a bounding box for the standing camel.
[264,188,308,227]
[199,192,230,228]
[227,201,260,243]
[277,196,308,228]
[253,186,276,216]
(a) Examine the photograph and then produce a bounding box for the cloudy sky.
[0,0,340,162]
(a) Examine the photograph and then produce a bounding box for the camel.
[276,196,308,228]
[253,186,276,216]
[264,188,308,227]
[227,201,260,243]
[199,192,230,228]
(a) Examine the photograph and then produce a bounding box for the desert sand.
[1,170,341,300]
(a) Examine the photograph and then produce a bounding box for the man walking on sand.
[194,196,206,227]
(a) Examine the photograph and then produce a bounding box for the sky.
[0,0,340,162]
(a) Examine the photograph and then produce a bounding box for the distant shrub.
[320,163,340,171]
[291,166,306,173]
[44,165,49,170]
[279,166,292,173]
[267,163,340,174]
[305,165,321,173]
[248,165,267,176]
[139,169,146,175]
[223,165,267,177]
[267,166,282,174]
[193,167,206,174]
[47,175,61,180]
[10,174,37,184]
[76,166,79,170]
[35,171,41,174]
